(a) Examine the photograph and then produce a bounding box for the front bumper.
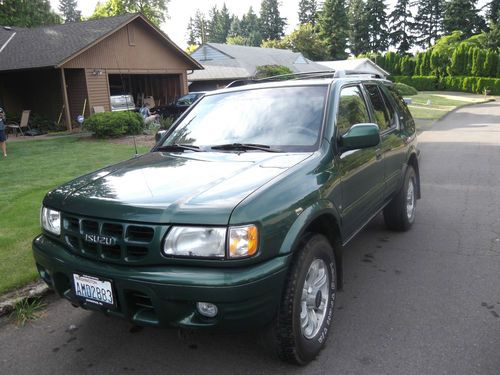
[33,235,290,330]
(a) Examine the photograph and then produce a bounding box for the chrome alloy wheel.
[406,178,416,221]
[300,259,330,339]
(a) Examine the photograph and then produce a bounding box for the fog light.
[196,302,218,318]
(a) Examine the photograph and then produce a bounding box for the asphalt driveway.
[1,101,499,374]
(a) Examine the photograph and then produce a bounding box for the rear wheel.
[384,165,417,231]
[273,234,336,365]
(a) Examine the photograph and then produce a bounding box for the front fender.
[278,199,341,255]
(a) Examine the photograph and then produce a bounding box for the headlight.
[163,227,226,258]
[41,206,61,235]
[229,225,258,258]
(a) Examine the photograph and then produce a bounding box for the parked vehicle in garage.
[154,92,206,118]
[109,94,136,112]
[33,71,420,365]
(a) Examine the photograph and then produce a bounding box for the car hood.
[44,151,312,224]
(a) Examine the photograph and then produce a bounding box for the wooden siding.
[191,45,231,62]
[62,19,192,73]
[65,69,90,122]
[86,69,111,111]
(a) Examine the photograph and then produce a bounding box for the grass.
[0,136,148,294]
[407,92,489,122]
[9,297,46,326]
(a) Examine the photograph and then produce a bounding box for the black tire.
[272,234,336,365]
[384,165,417,231]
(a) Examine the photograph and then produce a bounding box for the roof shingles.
[0,14,136,71]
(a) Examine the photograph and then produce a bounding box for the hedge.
[394,82,418,96]
[392,75,500,95]
[84,111,145,138]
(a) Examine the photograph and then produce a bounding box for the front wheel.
[384,165,417,231]
[272,234,336,365]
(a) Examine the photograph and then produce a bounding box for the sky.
[50,0,489,49]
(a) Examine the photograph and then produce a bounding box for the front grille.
[62,214,163,264]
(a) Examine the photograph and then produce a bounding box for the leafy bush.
[393,76,438,91]
[255,64,293,78]
[159,115,175,130]
[84,111,144,138]
[394,82,418,96]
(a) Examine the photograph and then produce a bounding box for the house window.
[127,25,135,46]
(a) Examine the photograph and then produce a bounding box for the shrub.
[394,82,418,96]
[84,111,144,138]
[393,76,438,91]
[254,64,293,78]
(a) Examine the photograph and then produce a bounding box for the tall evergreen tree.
[0,0,61,27]
[59,0,81,22]
[388,0,414,54]
[487,0,500,23]
[414,0,445,48]
[365,0,389,52]
[298,0,318,26]
[444,0,486,38]
[259,0,286,40]
[347,0,369,56]
[241,7,263,46]
[186,10,208,45]
[318,0,349,59]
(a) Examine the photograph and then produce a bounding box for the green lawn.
[0,136,148,294]
[407,92,488,122]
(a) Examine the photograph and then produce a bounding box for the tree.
[444,0,486,38]
[347,0,369,56]
[254,64,293,78]
[259,0,286,40]
[365,0,389,52]
[318,0,349,59]
[240,7,262,46]
[91,0,169,26]
[388,0,414,54]
[261,23,326,60]
[0,0,61,27]
[186,10,208,45]
[487,0,499,23]
[298,0,318,26]
[59,0,81,22]
[414,0,445,48]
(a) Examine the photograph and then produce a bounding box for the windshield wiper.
[156,144,201,152]
[210,143,281,152]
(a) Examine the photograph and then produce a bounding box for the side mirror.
[155,129,167,143]
[340,123,380,152]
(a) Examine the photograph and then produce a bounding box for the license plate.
[73,274,115,308]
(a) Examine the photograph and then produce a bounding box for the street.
[1,101,499,375]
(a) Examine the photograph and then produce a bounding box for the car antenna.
[113,53,139,158]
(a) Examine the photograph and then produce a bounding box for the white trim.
[0,32,16,54]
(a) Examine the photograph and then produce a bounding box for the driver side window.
[336,86,370,136]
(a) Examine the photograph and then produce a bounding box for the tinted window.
[336,86,370,135]
[365,85,390,131]
[388,86,415,132]
[163,86,328,152]
[379,86,397,128]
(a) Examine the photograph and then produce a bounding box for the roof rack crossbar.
[225,69,384,88]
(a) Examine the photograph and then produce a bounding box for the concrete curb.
[0,280,53,317]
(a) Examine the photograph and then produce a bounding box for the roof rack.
[225,69,383,88]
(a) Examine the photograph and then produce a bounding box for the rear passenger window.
[336,86,370,136]
[365,85,390,131]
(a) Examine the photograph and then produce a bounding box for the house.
[0,14,202,130]
[315,58,390,78]
[188,43,330,91]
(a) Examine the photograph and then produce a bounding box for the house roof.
[189,43,330,81]
[0,14,202,72]
[315,58,390,77]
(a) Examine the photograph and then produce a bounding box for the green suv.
[33,72,420,365]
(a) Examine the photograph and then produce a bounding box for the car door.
[334,85,385,240]
[364,84,406,202]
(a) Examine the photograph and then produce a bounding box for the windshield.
[176,93,201,105]
[162,86,328,152]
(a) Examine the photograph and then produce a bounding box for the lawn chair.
[7,110,31,136]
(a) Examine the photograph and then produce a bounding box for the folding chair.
[7,110,31,136]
